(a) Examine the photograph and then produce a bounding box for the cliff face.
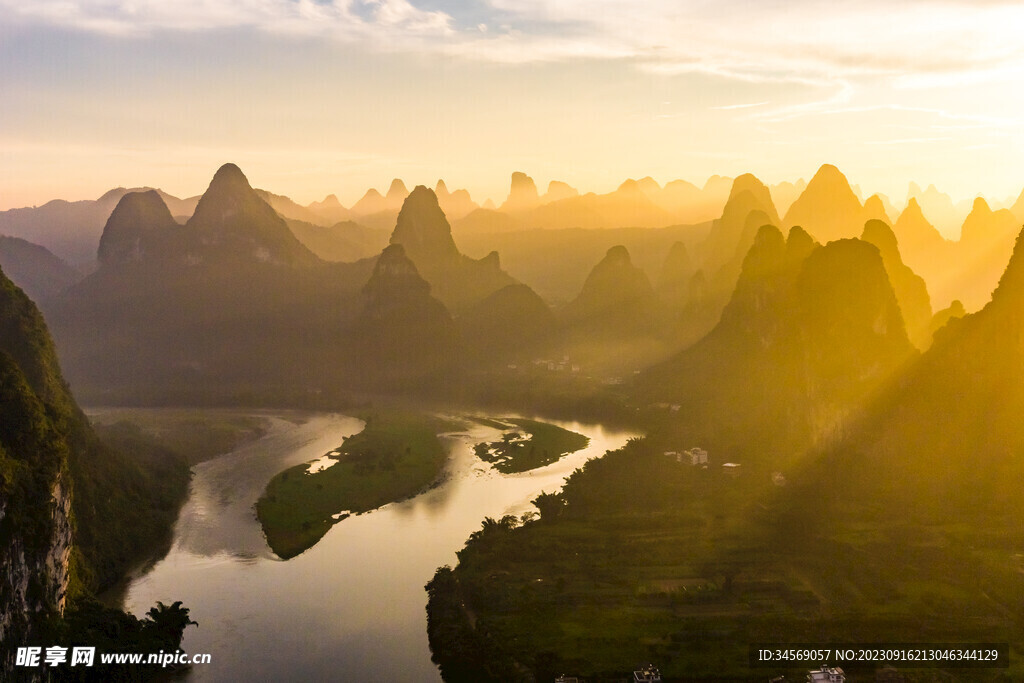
[0,473,72,643]
[0,265,77,645]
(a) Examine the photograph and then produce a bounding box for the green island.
[472,418,589,473]
[427,437,1024,681]
[257,411,461,559]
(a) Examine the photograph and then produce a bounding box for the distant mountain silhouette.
[389,187,517,310]
[454,224,710,305]
[952,197,1020,310]
[637,176,732,224]
[351,179,409,216]
[906,182,964,238]
[875,193,899,222]
[562,245,656,331]
[820,227,1024,518]
[860,193,1020,315]
[702,175,734,201]
[770,179,806,216]
[1010,187,1024,224]
[349,244,458,387]
[391,186,461,265]
[927,298,964,341]
[97,190,181,267]
[386,179,410,208]
[860,219,933,349]
[524,182,678,230]
[351,188,388,215]
[542,180,578,204]
[783,164,864,243]
[286,218,389,263]
[651,178,721,223]
[501,172,541,212]
[306,194,353,225]
[702,173,780,274]
[656,240,694,307]
[99,181,379,267]
[117,163,321,267]
[959,197,1017,247]
[434,180,478,219]
[454,174,729,234]
[863,194,891,223]
[893,198,949,268]
[0,187,197,266]
[638,227,912,463]
[0,236,82,303]
[685,174,784,328]
[49,164,378,401]
[785,224,817,264]
[255,189,337,227]
[456,283,556,362]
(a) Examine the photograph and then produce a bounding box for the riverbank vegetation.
[427,437,1024,681]
[257,411,461,559]
[74,421,192,596]
[88,408,269,465]
[72,410,267,596]
[42,598,198,681]
[473,418,589,473]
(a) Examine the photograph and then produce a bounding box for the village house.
[807,665,845,682]
[633,663,662,682]
[687,447,709,466]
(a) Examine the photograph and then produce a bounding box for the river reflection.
[121,412,639,681]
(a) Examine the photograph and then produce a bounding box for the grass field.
[473,418,590,473]
[256,411,460,559]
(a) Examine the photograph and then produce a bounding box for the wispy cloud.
[711,102,770,111]
[5,0,1024,91]
[863,137,953,145]
[0,0,453,40]
[750,102,1024,129]
[470,0,1024,91]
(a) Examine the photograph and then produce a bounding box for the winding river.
[116,411,638,681]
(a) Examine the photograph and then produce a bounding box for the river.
[118,411,639,681]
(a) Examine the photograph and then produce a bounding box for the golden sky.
[2,0,1024,210]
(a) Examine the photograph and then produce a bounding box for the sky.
[2,0,1024,211]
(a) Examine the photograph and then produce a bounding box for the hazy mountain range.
[0,161,1017,408]
[5,164,1020,315]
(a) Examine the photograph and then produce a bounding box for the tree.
[144,601,197,647]
[532,491,565,522]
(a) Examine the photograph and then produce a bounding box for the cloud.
[863,137,953,145]
[4,0,1024,91]
[752,102,1024,129]
[468,0,1024,88]
[711,102,770,111]
[0,0,452,40]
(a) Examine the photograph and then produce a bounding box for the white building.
[807,666,845,682]
[632,663,662,682]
